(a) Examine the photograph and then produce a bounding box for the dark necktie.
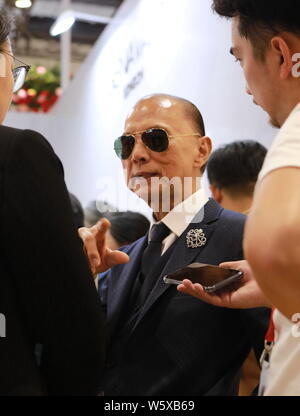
[138,222,170,301]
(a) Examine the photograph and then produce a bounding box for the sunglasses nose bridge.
[130,133,151,161]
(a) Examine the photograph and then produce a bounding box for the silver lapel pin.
[186,228,207,249]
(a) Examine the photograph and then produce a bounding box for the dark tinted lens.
[114,136,135,160]
[142,129,169,152]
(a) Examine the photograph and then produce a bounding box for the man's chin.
[269,117,281,129]
[261,106,281,128]
[255,102,281,129]
[131,189,167,211]
[130,187,150,203]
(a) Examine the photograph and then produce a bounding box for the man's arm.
[244,167,300,320]
[2,129,105,395]
[178,260,271,309]
[177,260,271,365]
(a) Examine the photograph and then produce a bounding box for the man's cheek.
[0,54,6,78]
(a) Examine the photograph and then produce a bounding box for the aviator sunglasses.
[114,128,202,160]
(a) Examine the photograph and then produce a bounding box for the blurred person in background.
[0,11,104,395]
[84,199,117,228]
[207,140,267,396]
[105,211,150,250]
[207,141,267,215]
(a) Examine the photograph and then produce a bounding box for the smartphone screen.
[163,263,243,292]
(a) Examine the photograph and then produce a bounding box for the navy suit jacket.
[100,199,270,396]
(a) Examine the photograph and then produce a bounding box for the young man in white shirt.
[179,0,300,396]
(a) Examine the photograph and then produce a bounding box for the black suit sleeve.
[1,129,105,395]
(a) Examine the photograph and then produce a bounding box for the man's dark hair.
[0,10,12,45]
[212,0,300,59]
[84,199,118,227]
[207,140,267,197]
[106,211,150,247]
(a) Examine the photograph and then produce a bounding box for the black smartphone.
[163,263,243,293]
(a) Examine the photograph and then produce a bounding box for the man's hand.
[177,260,272,309]
[78,218,129,275]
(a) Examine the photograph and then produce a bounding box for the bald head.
[120,93,212,215]
[126,94,205,137]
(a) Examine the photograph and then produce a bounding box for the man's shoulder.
[0,125,35,143]
[106,236,146,278]
[200,200,246,252]
[203,198,246,227]
[216,208,246,239]
[0,125,23,153]
[117,235,147,255]
[0,125,57,168]
[219,207,246,225]
[0,125,53,152]
[0,125,23,135]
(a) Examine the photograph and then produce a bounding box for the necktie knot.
[149,222,170,243]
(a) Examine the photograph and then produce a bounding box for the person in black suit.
[0,12,104,395]
[80,94,270,395]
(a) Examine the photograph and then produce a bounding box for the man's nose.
[130,137,150,162]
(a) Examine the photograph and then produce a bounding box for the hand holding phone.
[163,263,243,293]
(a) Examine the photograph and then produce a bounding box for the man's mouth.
[132,172,160,180]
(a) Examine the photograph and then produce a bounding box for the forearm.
[245,168,300,319]
[245,235,300,319]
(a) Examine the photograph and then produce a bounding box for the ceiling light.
[50,11,76,36]
[15,0,32,8]
[50,10,112,36]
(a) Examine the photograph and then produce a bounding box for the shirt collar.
[150,187,209,238]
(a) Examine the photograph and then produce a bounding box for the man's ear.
[270,36,294,80]
[195,136,212,169]
[210,184,223,204]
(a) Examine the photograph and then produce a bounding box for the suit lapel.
[132,199,223,331]
[106,236,147,344]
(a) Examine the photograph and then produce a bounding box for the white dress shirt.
[149,187,209,255]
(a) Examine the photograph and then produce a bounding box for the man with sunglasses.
[80,94,269,396]
[0,12,104,395]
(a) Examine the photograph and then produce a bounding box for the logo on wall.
[112,41,149,99]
